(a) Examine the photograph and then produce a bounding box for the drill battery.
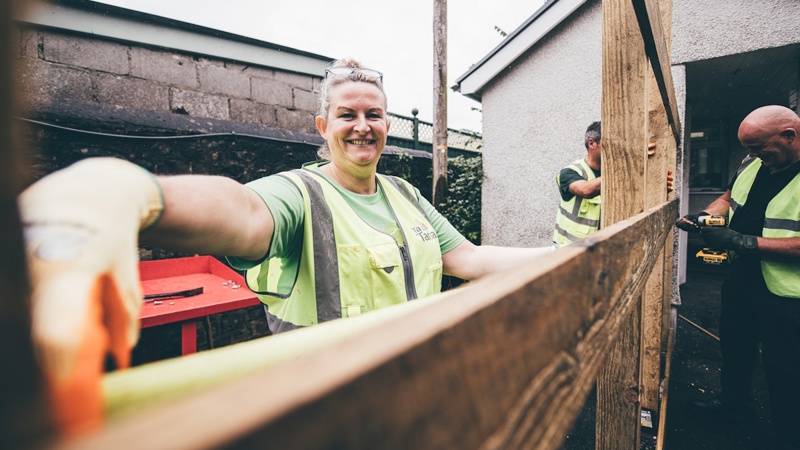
[697,215,727,227]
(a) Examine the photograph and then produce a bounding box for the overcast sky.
[93,0,545,133]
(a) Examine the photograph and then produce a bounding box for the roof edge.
[453,0,590,101]
[18,0,334,76]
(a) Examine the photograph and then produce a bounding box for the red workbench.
[139,255,260,355]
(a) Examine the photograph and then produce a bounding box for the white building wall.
[480,0,602,247]
[672,0,800,65]
[477,0,799,251]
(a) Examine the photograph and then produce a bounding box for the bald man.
[677,105,800,448]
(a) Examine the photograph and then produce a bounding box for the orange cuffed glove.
[19,157,163,436]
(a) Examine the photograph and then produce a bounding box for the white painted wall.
[671,0,800,65]
[480,0,602,247]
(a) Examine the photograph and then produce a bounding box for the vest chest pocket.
[427,261,443,296]
[336,245,370,316]
[367,243,405,310]
[579,195,601,214]
[574,224,593,238]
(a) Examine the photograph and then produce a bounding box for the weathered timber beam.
[600,0,648,446]
[656,307,677,450]
[57,200,679,450]
[631,0,681,141]
[642,0,674,417]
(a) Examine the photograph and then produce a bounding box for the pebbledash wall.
[12,0,430,360]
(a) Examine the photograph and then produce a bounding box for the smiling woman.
[315,59,391,191]
[227,58,469,333]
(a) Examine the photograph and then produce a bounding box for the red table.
[139,255,260,355]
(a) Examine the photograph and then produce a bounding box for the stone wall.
[14,26,322,135]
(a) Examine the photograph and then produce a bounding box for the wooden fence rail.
[57,200,678,450]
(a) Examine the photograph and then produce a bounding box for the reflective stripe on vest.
[246,165,443,333]
[730,158,800,298]
[553,158,601,245]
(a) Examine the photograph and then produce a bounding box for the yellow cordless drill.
[695,215,728,264]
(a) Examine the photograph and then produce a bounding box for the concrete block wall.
[15,27,321,135]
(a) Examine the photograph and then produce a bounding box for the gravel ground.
[557,263,781,449]
[664,266,780,449]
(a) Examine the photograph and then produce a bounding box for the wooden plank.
[599,0,648,447]
[631,0,681,141]
[648,3,678,444]
[641,0,673,413]
[601,0,647,222]
[641,74,670,408]
[641,250,665,412]
[56,200,678,450]
[656,307,677,450]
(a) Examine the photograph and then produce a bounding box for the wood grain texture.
[656,307,677,450]
[642,7,673,408]
[599,0,648,446]
[650,0,677,443]
[632,0,681,141]
[56,201,677,450]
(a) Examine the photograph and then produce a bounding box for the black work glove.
[675,211,710,232]
[700,227,759,255]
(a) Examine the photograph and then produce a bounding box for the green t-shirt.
[228,165,465,272]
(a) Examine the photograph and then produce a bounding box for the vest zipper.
[398,244,418,300]
[378,178,419,301]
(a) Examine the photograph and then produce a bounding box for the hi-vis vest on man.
[553,158,601,245]
[729,158,800,298]
[245,166,444,333]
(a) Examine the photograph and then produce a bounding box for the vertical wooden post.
[0,1,54,446]
[641,0,673,416]
[598,0,648,448]
[432,0,447,207]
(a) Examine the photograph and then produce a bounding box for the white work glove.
[19,157,163,436]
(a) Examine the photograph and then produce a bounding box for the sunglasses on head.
[325,66,383,82]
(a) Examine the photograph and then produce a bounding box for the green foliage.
[439,156,483,244]
[394,150,413,180]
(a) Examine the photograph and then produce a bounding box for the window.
[689,126,728,191]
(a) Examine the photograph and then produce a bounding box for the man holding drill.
[676,105,800,449]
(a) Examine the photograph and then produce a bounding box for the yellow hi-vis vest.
[730,158,800,298]
[245,166,444,333]
[553,158,601,245]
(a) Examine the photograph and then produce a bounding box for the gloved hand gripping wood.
[19,158,163,436]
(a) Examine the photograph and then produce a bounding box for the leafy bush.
[439,156,483,244]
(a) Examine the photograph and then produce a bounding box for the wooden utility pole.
[432,0,447,207]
